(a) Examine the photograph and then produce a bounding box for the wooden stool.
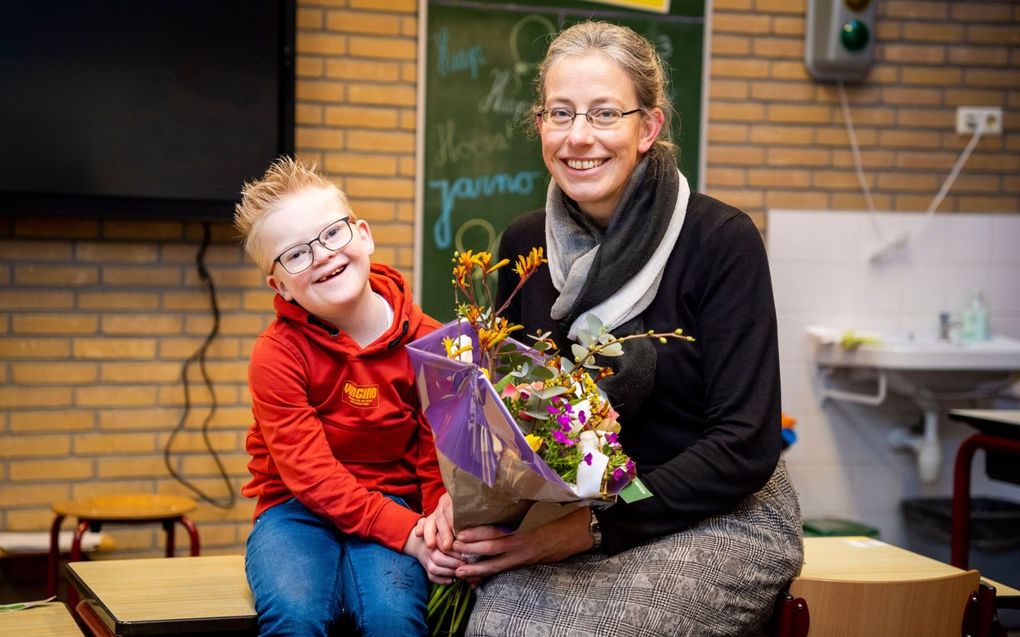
[47,494,200,605]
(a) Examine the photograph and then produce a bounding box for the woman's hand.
[420,492,456,553]
[404,518,466,585]
[450,506,594,580]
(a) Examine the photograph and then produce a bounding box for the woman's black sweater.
[497,192,782,555]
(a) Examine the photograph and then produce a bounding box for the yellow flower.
[478,317,523,352]
[525,434,544,452]
[442,336,472,361]
[452,263,471,290]
[486,257,510,274]
[513,247,547,277]
[460,304,484,325]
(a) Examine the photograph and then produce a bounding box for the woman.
[428,21,803,636]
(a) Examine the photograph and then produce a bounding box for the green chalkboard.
[417,0,705,320]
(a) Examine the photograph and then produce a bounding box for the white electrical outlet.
[956,106,1003,135]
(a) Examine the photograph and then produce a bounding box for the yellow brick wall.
[1,0,1017,557]
[707,0,1019,226]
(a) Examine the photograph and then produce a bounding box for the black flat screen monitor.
[0,1,295,222]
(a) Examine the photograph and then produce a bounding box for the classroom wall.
[1,0,1018,557]
[768,210,1020,550]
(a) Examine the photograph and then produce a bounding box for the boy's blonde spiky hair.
[234,156,354,272]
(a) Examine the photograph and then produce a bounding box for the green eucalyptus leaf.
[530,365,555,381]
[600,342,624,357]
[535,385,571,399]
[575,329,593,348]
[571,343,588,362]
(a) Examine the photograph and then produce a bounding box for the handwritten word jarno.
[429,171,542,249]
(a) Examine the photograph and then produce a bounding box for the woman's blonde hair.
[534,21,676,156]
[234,156,353,272]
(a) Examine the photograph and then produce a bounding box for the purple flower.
[546,405,560,415]
[625,459,635,473]
[557,415,571,429]
[612,467,626,482]
[583,453,593,466]
[552,430,575,446]
[605,432,618,444]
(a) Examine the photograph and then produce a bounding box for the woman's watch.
[588,511,603,550]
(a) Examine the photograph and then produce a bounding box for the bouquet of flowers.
[407,249,692,636]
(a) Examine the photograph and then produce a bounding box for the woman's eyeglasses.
[271,217,353,274]
[537,107,643,130]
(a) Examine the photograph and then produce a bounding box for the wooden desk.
[66,555,256,636]
[802,536,967,581]
[801,537,1020,605]
[0,602,83,636]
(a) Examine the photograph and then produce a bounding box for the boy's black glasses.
[272,217,354,274]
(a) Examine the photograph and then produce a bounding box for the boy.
[234,157,458,636]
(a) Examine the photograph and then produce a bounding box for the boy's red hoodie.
[242,263,444,552]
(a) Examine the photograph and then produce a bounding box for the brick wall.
[1,0,1017,557]
[707,0,1019,226]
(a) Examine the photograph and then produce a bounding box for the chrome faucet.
[938,312,959,341]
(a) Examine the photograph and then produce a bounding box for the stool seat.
[52,493,196,520]
[48,493,200,607]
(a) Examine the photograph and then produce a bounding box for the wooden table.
[802,536,1020,603]
[63,540,1019,635]
[0,602,83,636]
[803,536,972,580]
[66,555,256,636]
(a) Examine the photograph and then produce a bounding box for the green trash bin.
[802,517,879,538]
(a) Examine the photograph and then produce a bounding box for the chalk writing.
[433,27,485,80]
[509,14,556,76]
[655,34,674,60]
[478,68,532,120]
[455,218,499,255]
[433,118,516,169]
[429,170,543,249]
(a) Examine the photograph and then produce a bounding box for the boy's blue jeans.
[245,496,428,637]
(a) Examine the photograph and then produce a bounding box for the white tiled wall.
[767,210,1020,547]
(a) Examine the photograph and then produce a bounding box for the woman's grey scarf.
[545,147,690,419]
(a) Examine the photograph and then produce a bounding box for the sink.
[812,334,1020,372]
[809,329,1020,482]
[812,335,1020,395]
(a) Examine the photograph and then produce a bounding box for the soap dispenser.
[961,289,990,342]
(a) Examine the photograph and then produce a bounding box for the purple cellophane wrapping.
[407,320,621,532]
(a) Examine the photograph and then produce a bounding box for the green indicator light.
[841,19,870,51]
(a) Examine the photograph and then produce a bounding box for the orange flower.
[452,263,471,290]
[478,316,523,352]
[513,247,546,278]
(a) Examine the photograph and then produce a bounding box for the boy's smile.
[316,264,347,283]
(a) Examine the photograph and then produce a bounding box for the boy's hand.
[404,520,465,585]
[419,493,456,553]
